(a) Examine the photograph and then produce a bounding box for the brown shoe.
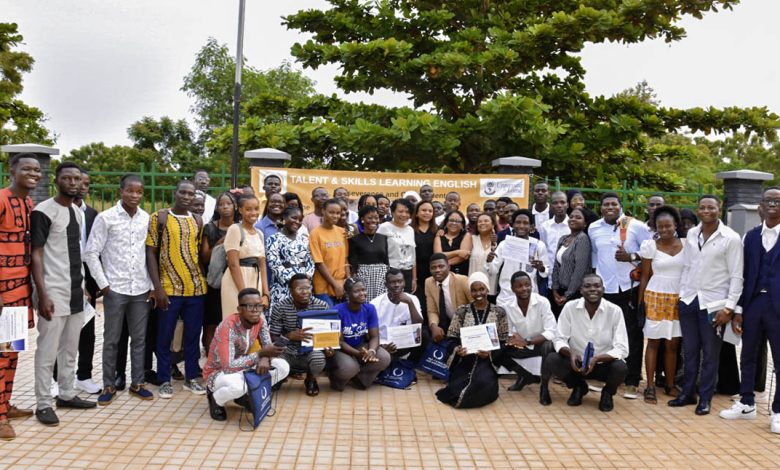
[0,422,15,440]
[7,405,34,420]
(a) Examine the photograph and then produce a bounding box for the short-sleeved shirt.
[31,198,84,316]
[269,296,329,355]
[0,188,34,326]
[224,223,264,260]
[335,302,379,348]
[377,222,416,270]
[146,210,206,297]
[370,293,421,342]
[309,225,347,296]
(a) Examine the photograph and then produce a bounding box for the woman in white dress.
[468,212,498,297]
[637,206,685,404]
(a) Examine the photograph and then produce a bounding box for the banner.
[251,167,529,213]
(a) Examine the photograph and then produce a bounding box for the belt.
[239,258,259,268]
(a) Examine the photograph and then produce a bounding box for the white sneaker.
[75,378,102,394]
[719,401,757,420]
[623,385,638,399]
[771,413,780,434]
[50,381,59,398]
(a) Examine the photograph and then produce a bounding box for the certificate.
[0,307,28,352]
[501,236,530,262]
[386,323,422,349]
[301,318,341,350]
[460,323,501,353]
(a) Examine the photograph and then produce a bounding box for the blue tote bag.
[416,338,452,380]
[376,358,417,389]
[241,371,273,430]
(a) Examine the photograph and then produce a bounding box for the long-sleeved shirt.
[538,215,570,287]
[203,313,272,389]
[84,201,152,296]
[501,293,557,341]
[588,216,651,294]
[679,222,744,311]
[487,235,548,305]
[554,298,629,360]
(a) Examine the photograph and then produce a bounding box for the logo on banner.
[479,178,526,198]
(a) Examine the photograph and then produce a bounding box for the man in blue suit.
[719,186,780,434]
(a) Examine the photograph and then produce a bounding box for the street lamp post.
[230,0,246,188]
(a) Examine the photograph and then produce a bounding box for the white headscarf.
[468,271,490,290]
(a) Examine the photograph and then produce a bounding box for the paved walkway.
[1,309,777,469]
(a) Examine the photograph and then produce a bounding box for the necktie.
[438,282,449,332]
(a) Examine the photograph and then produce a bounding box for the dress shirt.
[679,221,743,311]
[440,275,455,319]
[84,201,152,296]
[762,222,779,252]
[203,194,216,222]
[78,202,87,253]
[487,235,548,305]
[554,298,629,360]
[532,204,550,228]
[588,215,651,294]
[502,293,557,341]
[370,293,422,342]
[539,215,570,287]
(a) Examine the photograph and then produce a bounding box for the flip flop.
[305,378,320,396]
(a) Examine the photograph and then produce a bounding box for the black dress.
[348,232,389,301]
[415,228,436,319]
[203,221,227,326]
[440,232,469,275]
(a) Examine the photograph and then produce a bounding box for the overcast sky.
[4,0,780,155]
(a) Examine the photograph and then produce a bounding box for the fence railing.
[0,162,716,216]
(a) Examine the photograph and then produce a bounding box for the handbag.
[416,338,452,380]
[375,358,417,389]
[206,224,245,289]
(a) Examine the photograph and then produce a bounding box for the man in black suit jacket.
[719,186,780,434]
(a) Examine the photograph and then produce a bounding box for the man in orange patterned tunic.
[0,153,41,440]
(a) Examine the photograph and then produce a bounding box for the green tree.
[219,0,778,189]
[127,116,202,172]
[0,23,52,147]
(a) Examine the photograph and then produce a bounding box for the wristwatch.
[630,253,639,262]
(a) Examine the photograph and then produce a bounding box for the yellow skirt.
[644,290,679,322]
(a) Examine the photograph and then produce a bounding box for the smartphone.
[274,336,290,348]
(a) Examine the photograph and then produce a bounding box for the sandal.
[304,377,320,397]
[644,386,657,404]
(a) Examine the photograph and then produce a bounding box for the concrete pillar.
[1,143,59,205]
[715,169,774,236]
[245,148,291,169]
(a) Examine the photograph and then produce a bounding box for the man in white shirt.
[538,191,570,290]
[531,182,550,228]
[588,192,651,399]
[540,273,629,412]
[434,191,461,226]
[84,174,154,404]
[499,272,557,392]
[669,195,743,416]
[193,170,216,220]
[371,269,425,362]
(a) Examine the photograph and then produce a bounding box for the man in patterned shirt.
[204,288,289,421]
[146,180,207,399]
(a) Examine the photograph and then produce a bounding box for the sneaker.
[771,413,780,434]
[50,381,59,398]
[97,387,117,406]
[719,401,757,420]
[75,378,102,394]
[35,407,59,427]
[129,385,154,400]
[183,378,207,395]
[623,385,638,399]
[158,382,173,399]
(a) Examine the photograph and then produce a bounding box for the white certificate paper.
[460,323,501,353]
[386,323,422,349]
[0,307,28,352]
[301,318,341,350]
[501,236,530,262]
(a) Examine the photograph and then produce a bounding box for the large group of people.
[0,154,779,441]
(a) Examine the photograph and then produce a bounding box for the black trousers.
[498,340,554,377]
[604,289,642,386]
[394,325,431,364]
[543,352,628,396]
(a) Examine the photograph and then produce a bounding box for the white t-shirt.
[370,293,422,342]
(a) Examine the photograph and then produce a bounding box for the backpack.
[206,223,246,289]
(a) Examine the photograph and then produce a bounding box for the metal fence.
[0,162,715,216]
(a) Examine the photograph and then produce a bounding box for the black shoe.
[171,364,184,381]
[35,407,59,427]
[233,394,251,411]
[508,374,530,392]
[667,394,697,407]
[207,392,226,421]
[56,396,97,409]
[272,378,286,392]
[695,400,711,416]
[539,385,552,406]
[115,375,126,391]
[599,391,614,412]
[144,370,163,386]
[567,383,588,406]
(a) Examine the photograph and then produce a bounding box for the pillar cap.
[244,148,291,161]
[0,143,59,155]
[715,169,773,181]
[491,156,541,168]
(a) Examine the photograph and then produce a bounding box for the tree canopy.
[212,0,778,189]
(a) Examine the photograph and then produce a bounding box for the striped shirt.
[269,296,329,355]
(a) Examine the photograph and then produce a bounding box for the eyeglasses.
[762,198,780,206]
[239,303,263,311]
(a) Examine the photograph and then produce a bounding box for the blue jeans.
[679,298,723,402]
[156,295,204,382]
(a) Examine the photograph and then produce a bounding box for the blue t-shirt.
[335,302,379,348]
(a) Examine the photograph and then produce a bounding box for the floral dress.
[266,230,315,307]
